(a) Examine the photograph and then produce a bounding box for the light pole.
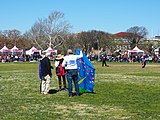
[97,39,100,61]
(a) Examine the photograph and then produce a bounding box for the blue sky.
[0,0,160,37]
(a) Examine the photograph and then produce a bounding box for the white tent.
[128,46,144,56]
[26,46,41,55]
[43,47,57,54]
[0,44,11,53]
[132,46,144,53]
[11,45,23,53]
[154,47,160,55]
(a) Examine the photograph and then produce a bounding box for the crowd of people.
[0,53,41,63]
[87,53,160,63]
[1,51,160,64]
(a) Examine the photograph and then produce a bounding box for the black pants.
[58,75,66,89]
[142,62,146,68]
[102,61,107,66]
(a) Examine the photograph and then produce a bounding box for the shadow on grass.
[78,92,96,96]
[48,89,58,94]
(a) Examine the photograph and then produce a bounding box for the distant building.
[155,36,160,39]
[146,36,160,42]
[112,32,141,54]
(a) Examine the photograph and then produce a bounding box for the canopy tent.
[11,45,23,53]
[25,46,41,55]
[43,47,57,54]
[76,49,95,93]
[128,46,144,56]
[132,46,144,53]
[0,44,11,53]
[154,47,160,55]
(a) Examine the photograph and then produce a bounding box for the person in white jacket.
[62,49,83,97]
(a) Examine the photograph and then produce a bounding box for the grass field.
[0,62,160,120]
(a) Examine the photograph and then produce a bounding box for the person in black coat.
[142,56,146,68]
[39,53,53,94]
[101,54,109,67]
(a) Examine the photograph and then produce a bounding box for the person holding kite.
[62,49,83,97]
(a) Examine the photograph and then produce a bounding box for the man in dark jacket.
[101,54,109,67]
[141,56,146,68]
[39,53,53,94]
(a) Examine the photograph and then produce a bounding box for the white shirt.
[62,51,83,70]
[55,61,59,67]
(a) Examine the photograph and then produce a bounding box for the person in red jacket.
[55,54,67,91]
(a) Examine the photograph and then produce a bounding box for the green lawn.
[0,62,160,120]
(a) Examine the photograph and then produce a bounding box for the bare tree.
[0,29,21,40]
[25,11,72,50]
[0,29,32,49]
[126,26,148,48]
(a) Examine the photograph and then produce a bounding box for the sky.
[0,0,160,37]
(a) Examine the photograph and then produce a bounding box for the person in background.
[101,54,109,67]
[141,56,146,68]
[55,54,67,91]
[62,49,83,97]
[39,53,53,95]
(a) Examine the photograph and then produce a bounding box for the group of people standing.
[39,49,83,97]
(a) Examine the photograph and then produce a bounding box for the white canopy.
[26,46,41,55]
[132,46,144,53]
[128,46,144,57]
[154,47,159,52]
[154,47,160,55]
[128,46,144,53]
[11,45,23,53]
[43,47,57,53]
[0,44,11,52]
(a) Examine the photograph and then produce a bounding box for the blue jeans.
[66,69,79,95]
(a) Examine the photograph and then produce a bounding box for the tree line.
[0,11,157,54]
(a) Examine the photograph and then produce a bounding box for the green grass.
[0,62,160,120]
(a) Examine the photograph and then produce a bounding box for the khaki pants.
[41,75,51,94]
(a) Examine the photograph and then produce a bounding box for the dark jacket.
[41,57,53,77]
[39,60,42,80]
